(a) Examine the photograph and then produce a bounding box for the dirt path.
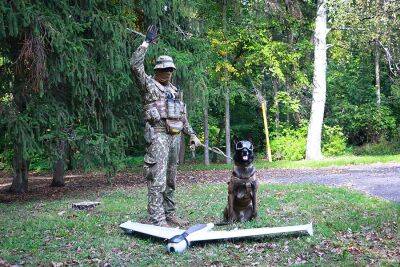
[1,163,399,203]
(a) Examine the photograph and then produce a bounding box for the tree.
[375,40,381,106]
[306,0,328,160]
[222,0,232,164]
[1,0,399,182]
[202,80,210,165]
[327,0,400,143]
[0,0,140,192]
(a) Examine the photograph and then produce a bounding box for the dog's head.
[233,136,254,166]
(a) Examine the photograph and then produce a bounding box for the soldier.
[130,25,201,227]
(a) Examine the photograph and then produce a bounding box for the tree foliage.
[0,0,399,191]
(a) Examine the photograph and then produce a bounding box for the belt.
[153,127,181,135]
[151,121,180,135]
[154,126,167,133]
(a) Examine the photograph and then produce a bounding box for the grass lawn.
[3,154,399,175]
[178,154,400,171]
[0,183,399,265]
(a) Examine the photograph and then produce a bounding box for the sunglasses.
[235,141,253,151]
[158,67,175,73]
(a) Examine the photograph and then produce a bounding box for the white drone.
[120,221,313,253]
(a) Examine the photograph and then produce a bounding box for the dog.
[224,136,258,223]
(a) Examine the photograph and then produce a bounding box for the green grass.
[178,154,400,171]
[3,153,399,174]
[0,184,399,265]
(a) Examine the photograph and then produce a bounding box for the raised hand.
[145,25,158,44]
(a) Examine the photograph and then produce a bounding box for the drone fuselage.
[166,239,188,253]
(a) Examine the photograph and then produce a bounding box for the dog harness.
[229,165,257,210]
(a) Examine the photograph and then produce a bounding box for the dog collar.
[232,166,255,179]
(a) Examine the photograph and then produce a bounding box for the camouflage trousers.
[144,131,181,225]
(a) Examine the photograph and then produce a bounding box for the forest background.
[1,0,400,193]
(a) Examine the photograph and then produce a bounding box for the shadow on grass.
[0,172,143,203]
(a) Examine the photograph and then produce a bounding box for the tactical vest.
[143,80,186,134]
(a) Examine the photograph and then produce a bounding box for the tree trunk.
[265,0,280,13]
[284,0,303,19]
[213,119,225,163]
[51,159,65,187]
[223,0,231,164]
[66,143,74,171]
[306,0,328,160]
[179,135,186,163]
[51,139,67,187]
[9,142,29,193]
[224,86,231,164]
[285,81,291,124]
[179,90,186,164]
[203,83,210,165]
[9,81,29,194]
[375,40,381,107]
[273,79,280,130]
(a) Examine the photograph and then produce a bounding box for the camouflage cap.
[154,55,176,70]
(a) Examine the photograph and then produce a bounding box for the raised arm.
[130,25,158,90]
[130,41,150,89]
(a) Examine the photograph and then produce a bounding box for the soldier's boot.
[166,214,189,227]
[154,220,170,227]
[140,217,169,227]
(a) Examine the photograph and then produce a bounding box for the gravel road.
[258,163,400,202]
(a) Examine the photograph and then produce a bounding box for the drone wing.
[120,221,185,240]
[187,223,313,242]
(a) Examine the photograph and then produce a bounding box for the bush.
[270,124,307,161]
[271,124,348,160]
[29,152,51,172]
[353,138,400,156]
[322,125,347,156]
[0,149,12,171]
[329,103,397,145]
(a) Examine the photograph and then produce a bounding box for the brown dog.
[224,138,258,223]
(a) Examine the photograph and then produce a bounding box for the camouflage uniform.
[131,44,195,225]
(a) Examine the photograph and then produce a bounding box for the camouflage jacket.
[130,44,194,136]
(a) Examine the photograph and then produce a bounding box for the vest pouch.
[144,107,161,123]
[165,119,183,135]
[166,99,182,119]
[144,122,155,143]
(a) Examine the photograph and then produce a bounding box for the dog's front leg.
[227,181,235,222]
[251,180,258,219]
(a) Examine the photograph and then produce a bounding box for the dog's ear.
[246,133,253,143]
[233,135,239,145]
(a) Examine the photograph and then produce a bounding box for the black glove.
[145,25,158,44]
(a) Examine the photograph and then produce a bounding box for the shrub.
[322,125,347,156]
[353,138,400,156]
[0,149,12,171]
[270,124,307,161]
[29,152,51,172]
[271,123,348,160]
[329,102,397,145]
